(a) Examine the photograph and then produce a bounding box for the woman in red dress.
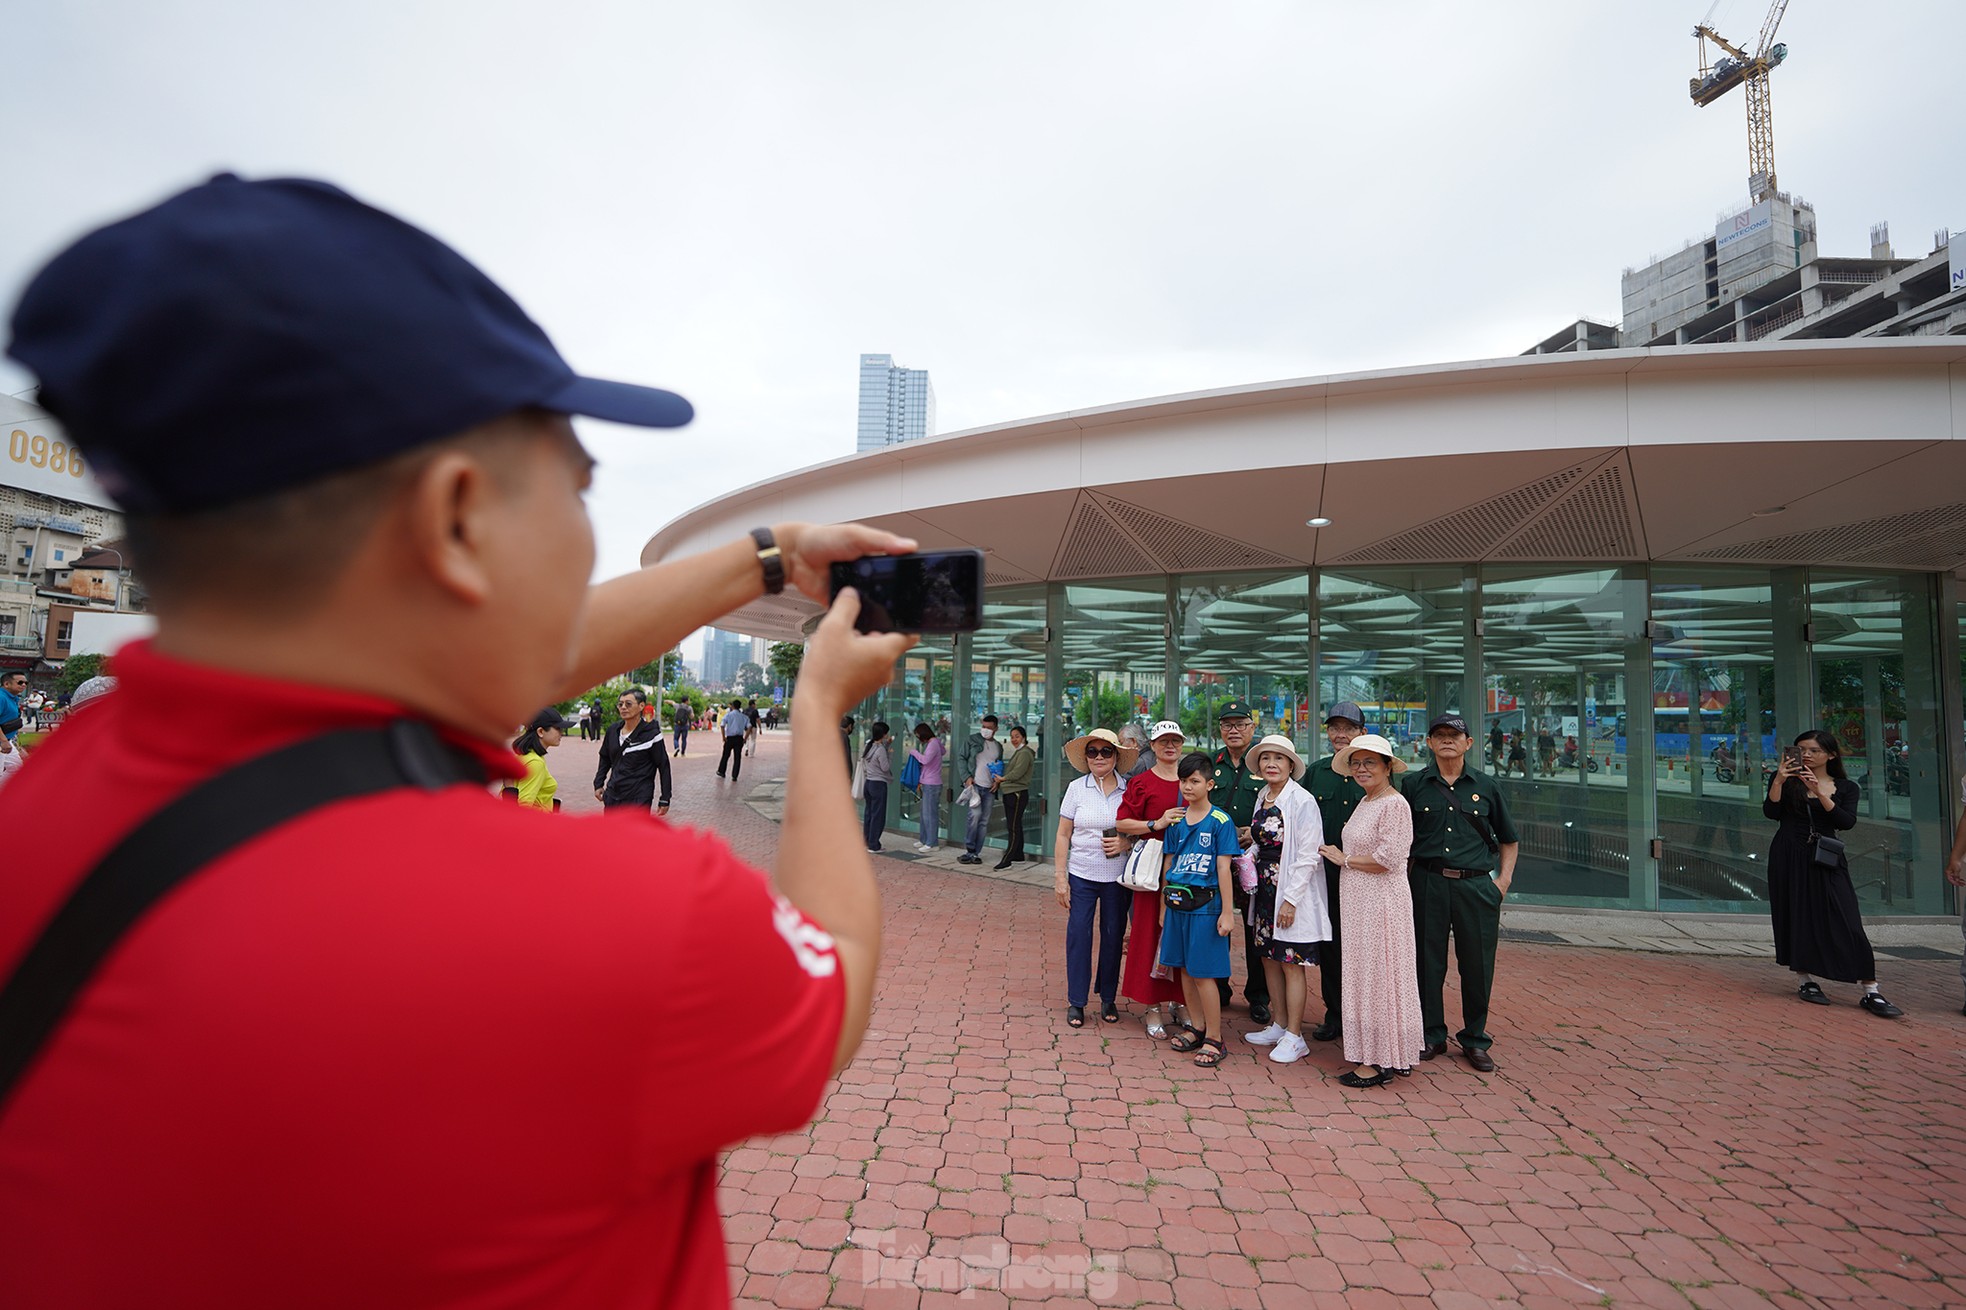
[1118,721,1189,1037]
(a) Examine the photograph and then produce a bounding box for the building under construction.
[1528,201,1965,355]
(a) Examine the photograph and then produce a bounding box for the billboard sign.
[1952,239,1966,293]
[1716,200,1775,253]
[0,397,118,511]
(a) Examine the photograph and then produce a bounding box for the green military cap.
[1217,699,1255,721]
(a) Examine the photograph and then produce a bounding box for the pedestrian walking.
[716,699,751,781]
[594,688,672,817]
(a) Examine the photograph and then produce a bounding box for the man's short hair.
[1177,751,1213,781]
[980,714,997,726]
[620,688,649,705]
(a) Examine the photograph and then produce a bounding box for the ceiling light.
[1751,505,1786,517]
[1306,517,1332,528]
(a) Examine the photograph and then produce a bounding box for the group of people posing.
[1053,701,1518,1087]
[1049,701,1907,1086]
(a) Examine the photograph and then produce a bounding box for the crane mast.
[1688,0,1793,202]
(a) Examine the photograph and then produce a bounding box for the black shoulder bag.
[1430,777,1501,854]
[0,721,484,1112]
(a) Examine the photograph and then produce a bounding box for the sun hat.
[1065,728,1139,774]
[67,674,118,709]
[1148,719,1185,742]
[1333,733,1408,775]
[1249,734,1305,780]
[7,174,694,515]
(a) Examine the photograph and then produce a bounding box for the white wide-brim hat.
[1249,733,1305,780]
[1065,728,1140,773]
[1333,733,1409,774]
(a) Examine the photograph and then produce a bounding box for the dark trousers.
[1215,907,1271,1012]
[672,727,688,755]
[717,734,744,780]
[1410,864,1502,1051]
[1066,876,1131,1007]
[1317,860,1343,1027]
[1000,791,1029,861]
[862,780,888,850]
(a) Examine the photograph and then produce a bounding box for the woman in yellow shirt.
[504,707,571,811]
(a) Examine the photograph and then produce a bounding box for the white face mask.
[980,727,996,739]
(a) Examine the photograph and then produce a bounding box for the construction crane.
[1688,0,1793,203]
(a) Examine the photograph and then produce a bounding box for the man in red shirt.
[0,174,916,1309]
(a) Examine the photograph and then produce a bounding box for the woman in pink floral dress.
[1319,734,1424,1089]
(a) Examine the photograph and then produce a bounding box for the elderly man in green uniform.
[1401,712,1520,1073]
[1304,701,1366,1043]
[1209,699,1272,1025]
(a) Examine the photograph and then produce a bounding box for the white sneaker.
[1244,1023,1288,1046]
[1268,1032,1310,1064]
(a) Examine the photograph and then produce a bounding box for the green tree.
[735,661,769,697]
[767,641,803,689]
[56,652,106,697]
[629,648,684,688]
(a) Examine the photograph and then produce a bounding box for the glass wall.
[842,562,1957,913]
[1480,568,1649,904]
[1175,572,1313,753]
[891,638,957,842]
[1316,568,1467,767]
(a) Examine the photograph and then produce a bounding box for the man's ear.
[403,451,500,604]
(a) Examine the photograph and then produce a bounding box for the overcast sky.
[6,1,1960,663]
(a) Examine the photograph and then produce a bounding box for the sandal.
[1192,1038,1227,1068]
[1066,1005,1086,1028]
[1101,1002,1121,1024]
[1144,1009,1169,1040]
[1798,980,1832,1006]
[1169,1029,1205,1053]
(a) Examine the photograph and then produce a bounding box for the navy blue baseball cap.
[6,174,693,514]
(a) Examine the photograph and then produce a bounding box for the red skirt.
[1122,888,1183,1005]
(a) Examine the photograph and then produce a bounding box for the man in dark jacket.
[594,688,672,816]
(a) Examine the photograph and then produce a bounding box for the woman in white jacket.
[1241,734,1329,1064]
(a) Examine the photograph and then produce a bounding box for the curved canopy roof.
[643,339,1966,641]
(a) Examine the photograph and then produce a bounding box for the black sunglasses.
[1084,745,1118,759]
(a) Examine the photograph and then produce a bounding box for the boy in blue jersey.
[1158,752,1241,1067]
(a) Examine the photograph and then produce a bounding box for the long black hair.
[512,726,544,756]
[1793,729,1847,780]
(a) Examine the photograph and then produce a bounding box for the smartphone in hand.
[828,549,985,633]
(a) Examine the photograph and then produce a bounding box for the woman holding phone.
[1764,731,1902,1017]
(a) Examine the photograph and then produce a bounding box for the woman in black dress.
[1764,730,1902,1018]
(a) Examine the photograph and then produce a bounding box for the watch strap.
[749,527,785,595]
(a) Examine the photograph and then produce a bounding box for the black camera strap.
[0,721,484,1113]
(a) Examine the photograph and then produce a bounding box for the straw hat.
[1332,733,1408,774]
[1248,733,1305,780]
[1065,728,1139,773]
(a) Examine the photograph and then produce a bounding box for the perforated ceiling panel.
[1090,493,1299,572]
[1052,497,1154,579]
[1492,463,1641,561]
[985,567,1032,588]
[1688,503,1966,568]
[1331,461,1597,564]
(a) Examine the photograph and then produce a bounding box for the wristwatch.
[749,527,784,595]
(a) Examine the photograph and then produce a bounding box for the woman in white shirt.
[1240,735,1329,1065]
[1054,728,1139,1028]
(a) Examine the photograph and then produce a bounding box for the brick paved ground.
[556,725,1966,1309]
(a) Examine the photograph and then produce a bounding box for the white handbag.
[1120,836,1163,892]
[850,756,867,800]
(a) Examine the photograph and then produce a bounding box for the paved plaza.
[559,727,1966,1309]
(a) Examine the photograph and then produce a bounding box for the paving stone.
[540,732,1966,1308]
